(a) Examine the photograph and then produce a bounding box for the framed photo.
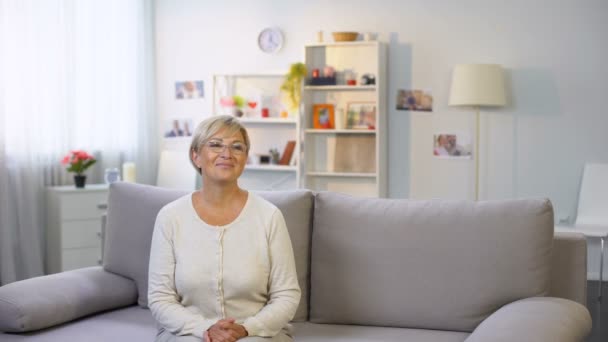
[164,117,194,139]
[313,104,335,129]
[433,133,472,159]
[175,80,204,99]
[346,102,376,129]
[396,89,433,112]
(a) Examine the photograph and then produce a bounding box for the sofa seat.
[292,322,469,342]
[0,307,471,342]
[0,306,156,341]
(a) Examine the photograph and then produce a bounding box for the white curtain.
[0,0,158,284]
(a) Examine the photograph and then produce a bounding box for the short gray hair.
[189,115,250,175]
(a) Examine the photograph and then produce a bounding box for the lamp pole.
[475,106,480,201]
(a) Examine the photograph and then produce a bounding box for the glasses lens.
[231,144,245,155]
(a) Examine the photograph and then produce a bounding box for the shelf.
[304,85,376,91]
[307,172,376,178]
[305,41,380,48]
[305,129,376,134]
[238,117,297,124]
[245,165,297,172]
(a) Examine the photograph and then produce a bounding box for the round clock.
[258,27,284,53]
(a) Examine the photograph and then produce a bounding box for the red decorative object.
[247,101,257,109]
[312,69,320,78]
[261,108,270,117]
[347,79,357,86]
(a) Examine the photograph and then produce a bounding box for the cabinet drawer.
[61,247,102,271]
[61,220,102,249]
[60,192,108,220]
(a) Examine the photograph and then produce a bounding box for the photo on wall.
[175,81,204,99]
[164,118,194,138]
[396,89,433,112]
[433,133,472,159]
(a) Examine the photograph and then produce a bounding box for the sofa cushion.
[104,183,313,321]
[0,267,137,333]
[309,192,554,332]
[256,191,314,321]
[292,322,469,342]
[103,182,187,308]
[0,306,156,341]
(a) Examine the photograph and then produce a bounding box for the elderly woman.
[148,115,301,342]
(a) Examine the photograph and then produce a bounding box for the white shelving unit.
[212,74,300,191]
[301,41,387,197]
[46,184,109,274]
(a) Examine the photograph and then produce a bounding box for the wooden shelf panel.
[245,165,297,172]
[306,172,376,178]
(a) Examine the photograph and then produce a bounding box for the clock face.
[258,27,283,53]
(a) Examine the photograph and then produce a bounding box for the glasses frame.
[203,140,247,156]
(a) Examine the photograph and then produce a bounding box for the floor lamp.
[449,64,506,201]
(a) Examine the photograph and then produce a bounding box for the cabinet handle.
[96,232,102,238]
[97,203,108,210]
[97,259,102,265]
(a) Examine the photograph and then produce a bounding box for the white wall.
[155,0,608,220]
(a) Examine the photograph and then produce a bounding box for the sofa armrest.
[0,266,137,333]
[466,297,591,342]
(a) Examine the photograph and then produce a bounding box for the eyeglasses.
[204,140,247,155]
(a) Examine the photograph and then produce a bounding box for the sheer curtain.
[0,0,158,284]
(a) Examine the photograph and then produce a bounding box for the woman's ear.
[191,149,201,168]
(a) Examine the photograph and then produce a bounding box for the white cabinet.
[46,184,108,274]
[302,41,387,197]
[213,74,301,191]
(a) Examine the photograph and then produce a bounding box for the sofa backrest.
[103,182,313,321]
[309,192,555,332]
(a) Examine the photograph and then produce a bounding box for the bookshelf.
[301,41,387,197]
[212,74,300,191]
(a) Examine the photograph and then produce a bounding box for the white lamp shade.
[449,64,506,107]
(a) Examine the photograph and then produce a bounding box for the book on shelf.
[289,144,298,166]
[279,140,296,165]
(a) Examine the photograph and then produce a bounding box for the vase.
[74,174,87,188]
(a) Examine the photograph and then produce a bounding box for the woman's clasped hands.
[204,318,248,342]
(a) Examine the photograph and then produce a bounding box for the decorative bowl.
[332,32,359,42]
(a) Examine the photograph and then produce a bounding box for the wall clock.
[258,27,284,54]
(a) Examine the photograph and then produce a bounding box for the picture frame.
[432,133,472,159]
[164,117,194,139]
[346,102,376,129]
[313,104,335,129]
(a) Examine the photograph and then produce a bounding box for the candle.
[122,162,136,183]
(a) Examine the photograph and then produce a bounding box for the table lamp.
[449,64,506,201]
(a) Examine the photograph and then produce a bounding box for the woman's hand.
[205,318,248,342]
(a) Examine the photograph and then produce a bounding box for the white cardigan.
[148,193,301,338]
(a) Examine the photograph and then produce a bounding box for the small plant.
[281,62,307,113]
[61,150,97,175]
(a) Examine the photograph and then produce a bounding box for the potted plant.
[61,150,97,188]
[281,62,307,114]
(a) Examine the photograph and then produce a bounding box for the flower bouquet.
[61,150,97,188]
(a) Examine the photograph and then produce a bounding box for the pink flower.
[60,150,97,175]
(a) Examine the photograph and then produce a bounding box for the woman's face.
[192,128,247,184]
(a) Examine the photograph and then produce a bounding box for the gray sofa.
[0,182,592,341]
